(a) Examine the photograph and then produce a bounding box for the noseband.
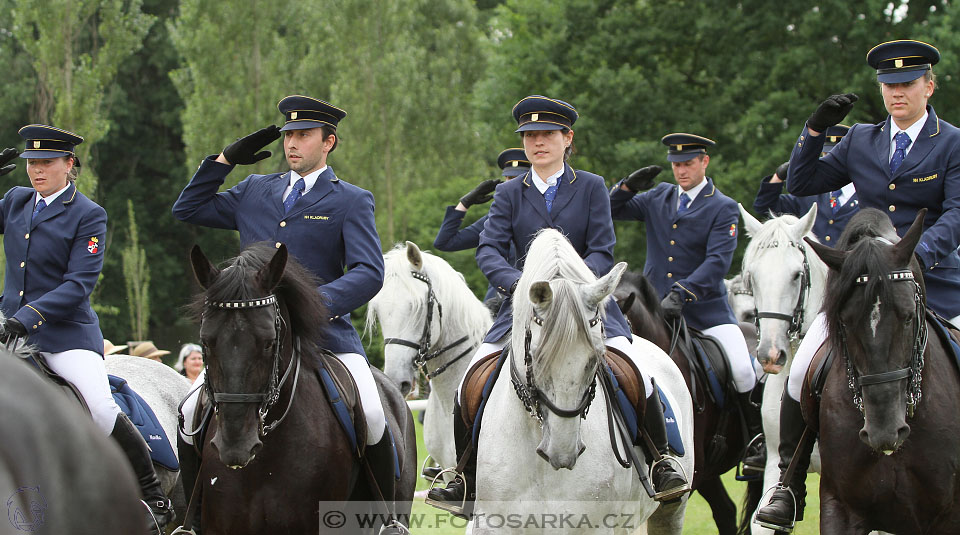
[840,269,927,418]
[510,307,602,424]
[382,270,471,379]
[753,239,811,339]
[201,294,302,436]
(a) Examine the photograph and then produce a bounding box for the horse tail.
[737,477,764,535]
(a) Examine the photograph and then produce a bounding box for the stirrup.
[171,528,197,535]
[423,468,470,516]
[649,456,690,502]
[378,519,412,535]
[737,433,765,481]
[420,454,441,481]
[753,485,797,533]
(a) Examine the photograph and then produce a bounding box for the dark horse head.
[807,208,927,453]
[189,242,327,468]
[613,270,670,348]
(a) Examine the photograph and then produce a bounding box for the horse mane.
[620,269,664,321]
[366,244,492,343]
[822,208,923,354]
[742,212,827,294]
[188,242,329,350]
[512,229,605,384]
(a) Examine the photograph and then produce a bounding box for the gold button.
[280,221,286,227]
[24,233,29,239]
[888,205,896,212]
[32,325,37,330]
[828,219,834,224]
[275,242,282,248]
[19,262,24,268]
[668,256,674,262]
[18,291,23,296]
[37,321,41,326]
[889,184,896,190]
[667,273,673,278]
[825,236,831,242]
[670,240,675,245]
[797,142,802,147]
[672,224,678,229]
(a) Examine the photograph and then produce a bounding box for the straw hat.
[103,339,128,355]
[130,341,170,361]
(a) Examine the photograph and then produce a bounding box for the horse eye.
[793,272,801,280]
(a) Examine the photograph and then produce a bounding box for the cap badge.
[33,141,40,149]
[895,59,904,68]
[290,111,298,119]
[676,144,683,151]
[531,113,538,122]
[512,161,518,167]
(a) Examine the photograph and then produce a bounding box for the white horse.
[740,204,826,534]
[724,273,756,324]
[366,241,492,474]
[473,229,693,534]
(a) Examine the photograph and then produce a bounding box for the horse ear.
[529,281,553,308]
[406,241,423,271]
[617,292,636,314]
[794,203,818,240]
[584,262,628,308]
[892,208,927,267]
[739,203,763,237]
[256,244,288,292]
[190,244,219,290]
[805,236,846,271]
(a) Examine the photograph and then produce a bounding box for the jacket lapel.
[673,179,714,222]
[520,171,551,224]
[893,107,939,180]
[274,172,290,213]
[545,164,578,217]
[31,183,74,228]
[875,118,892,180]
[286,168,335,217]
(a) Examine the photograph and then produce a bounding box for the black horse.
[0,345,144,534]
[188,243,416,534]
[615,271,760,535]
[805,208,960,533]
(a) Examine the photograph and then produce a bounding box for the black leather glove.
[0,147,19,177]
[622,165,663,193]
[222,125,281,165]
[807,93,858,133]
[774,161,789,181]
[660,291,684,321]
[3,317,27,337]
[460,179,501,208]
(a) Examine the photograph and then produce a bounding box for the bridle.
[753,239,811,339]
[382,270,471,379]
[510,306,602,424]
[200,294,302,437]
[840,269,927,418]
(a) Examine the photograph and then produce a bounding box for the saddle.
[675,323,734,410]
[460,350,504,431]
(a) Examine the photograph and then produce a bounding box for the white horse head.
[739,203,827,374]
[510,229,626,469]
[367,241,492,395]
[725,273,756,324]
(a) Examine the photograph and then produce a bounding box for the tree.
[122,199,150,341]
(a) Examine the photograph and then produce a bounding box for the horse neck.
[802,242,829,334]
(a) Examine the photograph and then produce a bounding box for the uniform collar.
[888,109,928,146]
[36,181,72,207]
[290,165,328,195]
[530,166,564,194]
[677,177,709,205]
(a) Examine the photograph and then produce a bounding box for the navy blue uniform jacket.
[610,178,738,330]
[172,156,384,355]
[787,106,960,318]
[476,165,630,343]
[1,183,105,355]
[753,176,859,246]
[434,206,515,301]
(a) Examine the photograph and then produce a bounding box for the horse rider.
[609,134,764,475]
[172,95,387,529]
[426,95,690,518]
[754,125,860,246]
[0,126,174,533]
[757,39,960,530]
[433,148,526,311]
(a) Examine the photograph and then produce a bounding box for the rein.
[382,270,471,380]
[200,294,303,437]
[509,307,601,424]
[753,239,811,339]
[839,269,927,418]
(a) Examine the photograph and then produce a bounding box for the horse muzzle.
[757,339,789,374]
[211,429,262,469]
[536,424,586,470]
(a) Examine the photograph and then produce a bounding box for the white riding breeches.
[180,352,386,446]
[44,349,122,435]
[455,335,655,404]
[700,323,757,393]
[787,313,827,402]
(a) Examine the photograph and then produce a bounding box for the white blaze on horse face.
[870,297,882,337]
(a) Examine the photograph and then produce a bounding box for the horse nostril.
[399,381,412,396]
[896,423,911,445]
[776,350,787,367]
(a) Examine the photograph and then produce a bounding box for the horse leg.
[696,475,737,535]
[819,489,871,535]
[647,494,688,535]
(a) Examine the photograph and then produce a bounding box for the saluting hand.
[0,147,19,177]
[622,165,662,193]
[660,291,684,322]
[770,161,790,183]
[222,125,281,165]
[460,179,502,208]
[807,93,858,134]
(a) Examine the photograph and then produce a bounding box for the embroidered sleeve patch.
[729,224,737,237]
[87,237,99,254]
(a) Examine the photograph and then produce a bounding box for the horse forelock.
[742,214,825,294]
[530,279,602,386]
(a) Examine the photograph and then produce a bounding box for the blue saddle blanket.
[604,363,685,457]
[109,375,179,471]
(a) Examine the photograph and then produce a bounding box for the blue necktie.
[890,131,911,174]
[544,183,559,213]
[32,199,46,221]
[830,190,843,214]
[283,178,305,214]
[677,192,690,215]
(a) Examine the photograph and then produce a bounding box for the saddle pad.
[690,331,729,409]
[316,352,364,457]
[108,375,179,471]
[461,350,503,430]
[658,385,685,457]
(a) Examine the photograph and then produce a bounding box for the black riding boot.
[642,388,690,502]
[738,390,766,475]
[176,434,203,534]
[110,413,175,535]
[755,396,814,529]
[425,399,476,519]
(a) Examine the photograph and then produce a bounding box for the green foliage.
[122,199,150,340]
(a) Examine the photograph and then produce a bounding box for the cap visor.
[515,122,565,133]
[878,70,926,84]
[280,120,331,132]
[20,150,72,159]
[667,152,701,162]
[502,167,528,178]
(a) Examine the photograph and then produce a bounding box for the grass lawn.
[407,414,821,533]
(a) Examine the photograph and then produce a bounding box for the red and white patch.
[87,237,99,254]
[729,224,737,237]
